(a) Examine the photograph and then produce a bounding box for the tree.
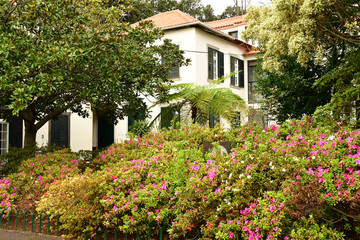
[152,78,246,127]
[242,0,360,71]
[219,6,239,19]
[0,0,188,146]
[314,47,360,126]
[242,0,360,125]
[255,55,332,123]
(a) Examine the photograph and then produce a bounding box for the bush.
[24,120,360,238]
[0,144,63,177]
[8,149,81,210]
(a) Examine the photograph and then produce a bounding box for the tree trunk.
[24,120,38,147]
[191,106,198,123]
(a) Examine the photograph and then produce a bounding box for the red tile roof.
[244,48,260,55]
[131,9,200,29]
[132,10,253,51]
[205,15,245,29]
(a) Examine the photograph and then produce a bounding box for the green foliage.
[243,0,360,70]
[128,120,151,137]
[314,47,360,127]
[0,0,188,146]
[254,55,332,123]
[8,149,81,210]
[153,77,245,127]
[33,120,360,239]
[0,144,63,177]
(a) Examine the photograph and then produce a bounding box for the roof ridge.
[205,15,244,25]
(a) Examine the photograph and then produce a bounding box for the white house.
[1,10,266,154]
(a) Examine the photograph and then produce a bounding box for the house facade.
[1,10,266,154]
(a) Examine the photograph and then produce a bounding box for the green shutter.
[230,57,235,86]
[51,115,69,148]
[208,48,214,79]
[218,51,224,78]
[239,59,244,88]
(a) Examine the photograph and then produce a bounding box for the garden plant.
[0,119,359,239]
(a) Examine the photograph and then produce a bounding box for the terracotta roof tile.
[244,49,260,55]
[131,9,200,29]
[205,15,245,29]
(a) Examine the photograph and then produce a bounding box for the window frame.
[248,61,260,103]
[208,47,224,80]
[230,56,244,88]
[0,121,9,155]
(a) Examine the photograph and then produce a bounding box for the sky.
[201,0,271,15]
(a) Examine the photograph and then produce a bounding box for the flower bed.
[1,119,359,239]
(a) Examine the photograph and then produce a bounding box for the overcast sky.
[201,0,271,15]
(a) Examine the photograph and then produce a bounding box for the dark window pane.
[208,48,214,79]
[51,115,69,148]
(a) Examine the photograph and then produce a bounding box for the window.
[209,113,220,128]
[208,48,224,80]
[230,57,244,88]
[229,31,238,38]
[248,61,261,103]
[162,45,180,79]
[0,121,9,155]
[50,114,70,148]
[161,107,180,129]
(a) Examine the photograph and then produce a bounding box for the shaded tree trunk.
[24,119,37,147]
[191,106,198,123]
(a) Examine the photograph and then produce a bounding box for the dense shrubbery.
[1,119,360,239]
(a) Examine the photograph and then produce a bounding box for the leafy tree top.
[0,0,188,145]
[242,0,360,71]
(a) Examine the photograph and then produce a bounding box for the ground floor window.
[50,114,70,148]
[0,121,9,155]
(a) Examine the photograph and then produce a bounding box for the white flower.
[269,161,273,166]
[312,156,315,159]
[247,175,251,179]
[239,173,244,178]
[328,135,335,141]
[282,168,286,172]
[241,161,244,164]
[271,165,274,170]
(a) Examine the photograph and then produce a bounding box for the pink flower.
[356,159,360,165]
[229,233,234,238]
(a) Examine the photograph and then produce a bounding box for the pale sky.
[201,0,271,15]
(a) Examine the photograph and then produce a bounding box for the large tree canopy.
[0,0,188,146]
[255,55,332,123]
[242,0,360,125]
[243,0,360,71]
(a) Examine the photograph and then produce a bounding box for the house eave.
[162,22,253,51]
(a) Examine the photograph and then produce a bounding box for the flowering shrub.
[0,178,17,214]
[8,149,81,210]
[32,119,360,239]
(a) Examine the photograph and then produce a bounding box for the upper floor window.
[229,31,238,38]
[230,56,244,88]
[208,47,224,80]
[162,45,180,79]
[0,121,9,155]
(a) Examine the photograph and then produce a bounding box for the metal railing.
[0,209,201,240]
